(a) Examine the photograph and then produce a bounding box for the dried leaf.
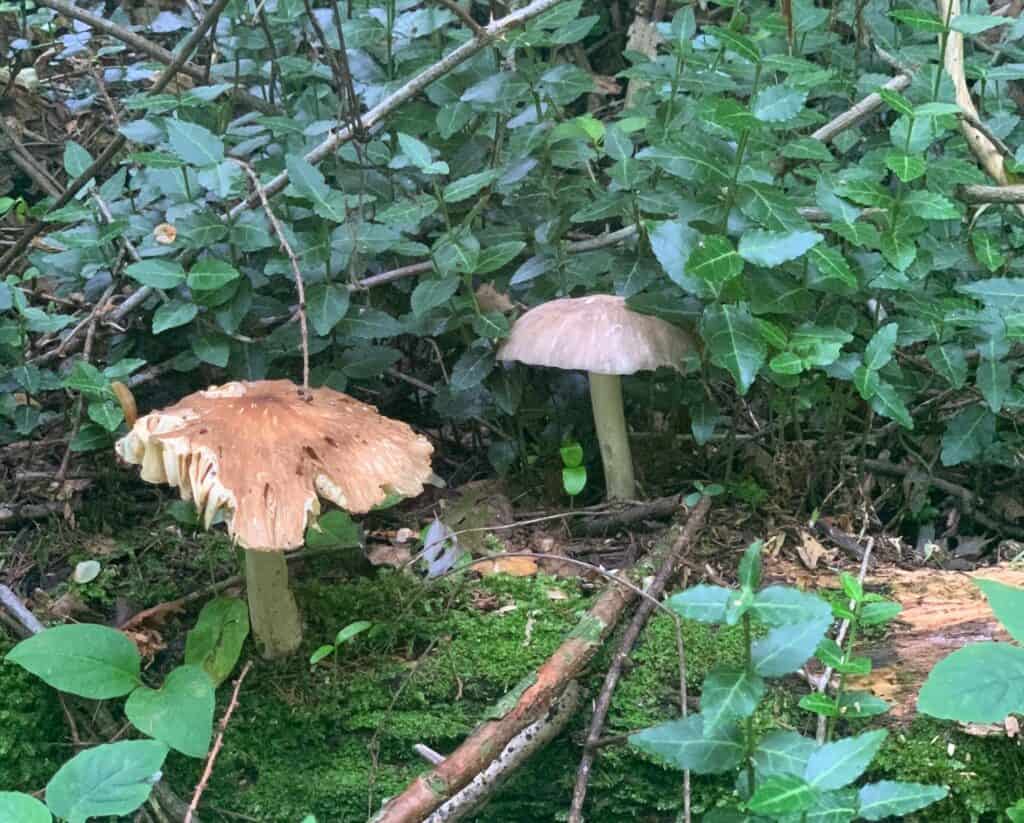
[797,530,828,570]
[474,556,538,577]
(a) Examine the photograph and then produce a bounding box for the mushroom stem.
[244,549,303,659]
[587,372,636,500]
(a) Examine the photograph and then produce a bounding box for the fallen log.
[768,560,1024,720]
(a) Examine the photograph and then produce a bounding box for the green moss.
[0,632,65,792]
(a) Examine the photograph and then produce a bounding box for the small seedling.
[560,440,587,498]
[684,480,724,507]
[309,620,372,668]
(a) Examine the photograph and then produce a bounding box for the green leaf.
[6,624,141,699]
[884,152,927,183]
[834,690,889,718]
[834,179,893,208]
[411,277,459,317]
[706,26,761,62]
[804,729,888,790]
[754,730,818,778]
[753,618,831,676]
[152,300,198,334]
[738,229,822,267]
[687,235,743,297]
[858,781,949,821]
[700,665,765,736]
[306,283,350,336]
[877,87,914,117]
[751,586,833,627]
[0,792,50,823]
[972,232,1006,272]
[335,620,372,646]
[977,357,1010,413]
[70,423,114,453]
[538,64,593,104]
[165,119,224,166]
[864,323,898,371]
[286,154,347,222]
[398,132,439,172]
[902,190,959,220]
[476,241,526,274]
[738,541,763,590]
[889,8,947,32]
[560,441,584,468]
[667,585,731,623]
[871,382,913,429]
[701,303,766,395]
[443,169,501,203]
[752,85,807,123]
[184,597,250,687]
[958,277,1024,310]
[975,578,1024,644]
[125,665,214,758]
[950,14,1010,34]
[562,465,587,496]
[188,258,240,291]
[926,344,968,389]
[940,406,995,466]
[45,740,168,823]
[807,245,857,293]
[650,219,701,293]
[629,714,745,774]
[747,774,815,816]
[781,138,834,162]
[450,345,495,391]
[919,642,1024,722]
[64,141,94,178]
[125,259,186,289]
[87,400,125,432]
[306,510,361,549]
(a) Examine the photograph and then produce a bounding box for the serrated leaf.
[902,190,959,220]
[702,303,766,395]
[739,230,822,267]
[686,235,743,296]
[165,119,224,166]
[752,85,807,123]
[971,232,1006,272]
[807,245,857,293]
[884,152,926,182]
[880,230,916,272]
[926,344,968,389]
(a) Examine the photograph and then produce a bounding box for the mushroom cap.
[115,380,434,551]
[497,295,696,375]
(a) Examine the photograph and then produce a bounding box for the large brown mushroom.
[498,295,697,500]
[116,379,434,658]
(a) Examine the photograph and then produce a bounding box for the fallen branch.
[958,183,1024,204]
[374,559,636,820]
[118,574,244,630]
[0,500,76,525]
[184,660,254,823]
[811,73,912,144]
[424,681,582,822]
[572,494,683,536]
[568,496,710,823]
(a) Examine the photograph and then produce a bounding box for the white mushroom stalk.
[116,379,434,658]
[497,295,698,500]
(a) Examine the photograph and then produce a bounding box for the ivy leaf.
[538,64,593,104]
[738,229,822,267]
[752,85,807,123]
[306,283,350,336]
[686,235,743,297]
[188,258,240,291]
[125,259,186,289]
[858,782,949,821]
[88,401,125,432]
[701,303,766,395]
[411,277,460,316]
[476,241,526,274]
[804,729,888,790]
[397,132,435,171]
[880,230,916,272]
[666,585,731,623]
[937,407,995,466]
[629,714,745,774]
[64,140,94,178]
[286,154,346,222]
[165,119,224,166]
[152,300,198,334]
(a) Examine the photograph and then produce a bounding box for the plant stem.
[244,549,303,659]
[743,613,757,795]
[588,372,636,499]
[827,604,861,741]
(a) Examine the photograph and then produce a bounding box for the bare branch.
[811,73,912,144]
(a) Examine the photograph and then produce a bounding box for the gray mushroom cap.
[496,295,696,375]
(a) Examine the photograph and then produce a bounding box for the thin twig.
[568,497,709,823]
[811,73,912,144]
[435,0,486,36]
[184,660,254,823]
[232,160,310,388]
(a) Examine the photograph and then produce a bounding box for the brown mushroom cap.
[116,380,434,550]
[496,295,696,375]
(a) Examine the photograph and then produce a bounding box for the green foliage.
[631,542,946,821]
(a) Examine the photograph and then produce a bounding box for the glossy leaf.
[629,714,745,774]
[125,664,215,757]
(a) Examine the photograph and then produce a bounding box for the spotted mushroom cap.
[497,294,697,375]
[115,380,434,550]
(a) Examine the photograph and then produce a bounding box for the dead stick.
[568,496,710,823]
[184,660,254,823]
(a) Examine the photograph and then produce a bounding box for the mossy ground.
[2,503,1023,822]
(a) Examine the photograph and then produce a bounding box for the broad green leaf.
[833,690,889,719]
[738,229,822,267]
[286,154,347,222]
[781,138,834,162]
[188,258,240,291]
[834,179,893,208]
[397,132,436,172]
[686,235,743,296]
[152,300,198,334]
[972,232,1006,272]
[902,190,959,220]
[753,618,831,676]
[340,308,403,339]
[880,230,917,271]
[191,334,229,367]
[919,642,1024,721]
[476,241,526,273]
[335,620,372,646]
[858,781,949,821]
[975,578,1024,644]
[950,14,1010,34]
[306,283,350,336]
[450,345,494,391]
[538,64,593,104]
[771,352,805,375]
[784,788,859,822]
[125,665,214,758]
[706,26,761,62]
[751,586,832,627]
[752,85,807,123]
[125,259,186,289]
[443,169,500,203]
[701,303,767,395]
[926,344,968,389]
[64,141,94,178]
[629,714,745,774]
[804,729,887,790]
[306,510,361,548]
[87,400,125,432]
[6,624,141,699]
[184,598,249,687]
[958,278,1024,310]
[977,357,1010,413]
[748,774,815,816]
[165,119,224,166]
[650,219,702,294]
[889,8,947,32]
[666,584,731,623]
[870,382,913,429]
[0,792,50,823]
[738,541,763,590]
[45,740,168,823]
[563,465,587,496]
[700,665,765,736]
[411,277,459,316]
[941,406,996,466]
[876,88,914,117]
[884,152,926,182]
[754,730,818,778]
[603,123,633,160]
[807,246,856,293]
[864,323,898,371]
